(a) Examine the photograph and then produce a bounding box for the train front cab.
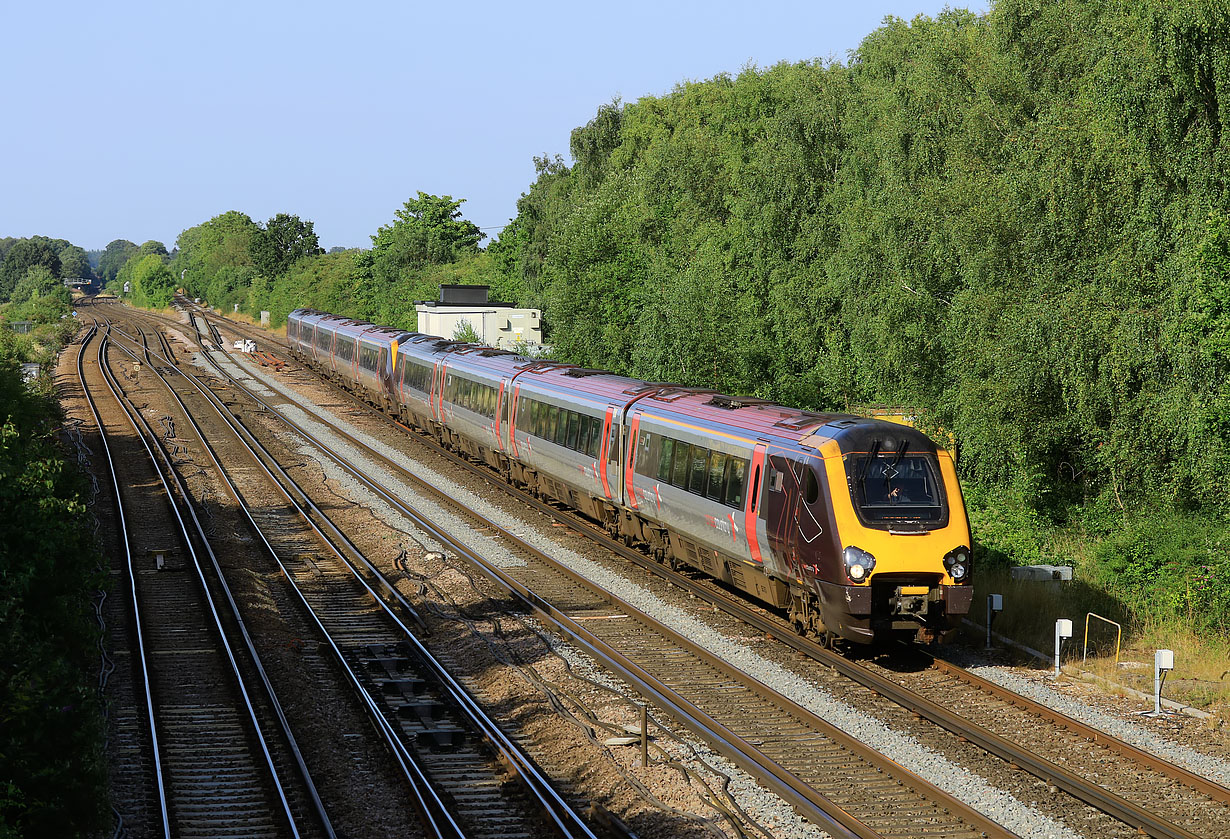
[805,429,973,644]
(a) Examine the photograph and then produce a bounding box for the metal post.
[1054,618,1073,677]
[1153,649,1174,716]
[986,594,1002,650]
[640,704,649,768]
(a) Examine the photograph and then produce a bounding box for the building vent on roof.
[439,284,490,305]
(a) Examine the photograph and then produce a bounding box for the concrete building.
[415,285,542,350]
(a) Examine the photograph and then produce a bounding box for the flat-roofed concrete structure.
[415,285,542,349]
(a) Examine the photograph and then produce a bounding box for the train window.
[768,468,784,492]
[725,458,748,508]
[577,414,592,456]
[689,447,709,494]
[672,442,691,488]
[545,405,559,443]
[706,452,729,501]
[529,400,542,435]
[854,455,943,522]
[804,467,820,505]
[657,437,674,482]
[749,465,761,511]
[550,408,565,445]
[577,415,590,455]
[635,429,654,475]
[587,417,602,457]
[565,411,580,450]
[608,424,619,464]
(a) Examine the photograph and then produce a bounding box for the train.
[285,308,974,644]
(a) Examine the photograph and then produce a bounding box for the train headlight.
[843,546,876,584]
[944,547,971,582]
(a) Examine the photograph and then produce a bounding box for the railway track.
[76,320,326,838]
[172,299,1230,839]
[94,310,605,839]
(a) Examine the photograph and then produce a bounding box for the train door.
[431,361,447,423]
[597,406,615,501]
[744,443,768,565]
[762,454,801,574]
[378,346,394,403]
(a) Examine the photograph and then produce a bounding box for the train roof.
[638,390,939,454]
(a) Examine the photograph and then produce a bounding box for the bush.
[0,355,109,835]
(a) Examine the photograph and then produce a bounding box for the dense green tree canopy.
[56,245,91,281]
[5,266,71,323]
[370,193,485,283]
[483,0,1230,527]
[250,213,323,278]
[0,239,62,303]
[97,239,137,283]
[0,359,107,835]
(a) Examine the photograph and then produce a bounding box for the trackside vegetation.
[0,305,109,832]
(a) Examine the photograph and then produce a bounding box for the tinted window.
[854,455,943,522]
[548,405,563,445]
[565,411,580,450]
[672,442,691,488]
[725,458,748,508]
[689,447,708,494]
[804,467,820,505]
[658,437,674,482]
[707,452,728,501]
[587,415,602,455]
[608,424,619,464]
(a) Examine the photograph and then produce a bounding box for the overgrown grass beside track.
[968,488,1230,715]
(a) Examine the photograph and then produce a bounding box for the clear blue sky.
[2,1,984,252]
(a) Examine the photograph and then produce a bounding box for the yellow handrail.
[1083,613,1122,665]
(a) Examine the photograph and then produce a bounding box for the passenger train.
[285,308,974,644]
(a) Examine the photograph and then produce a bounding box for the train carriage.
[351,324,415,410]
[393,335,448,432]
[433,346,524,470]
[504,365,638,527]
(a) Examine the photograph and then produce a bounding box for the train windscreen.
[851,454,944,523]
